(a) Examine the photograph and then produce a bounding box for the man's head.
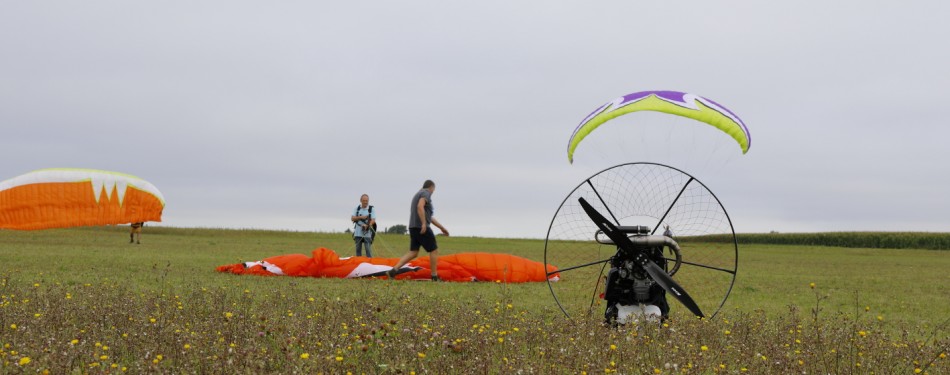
[422,180,435,192]
[360,194,369,207]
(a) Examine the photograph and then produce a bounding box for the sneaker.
[431,275,441,282]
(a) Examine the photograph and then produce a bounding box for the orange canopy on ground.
[216,247,560,283]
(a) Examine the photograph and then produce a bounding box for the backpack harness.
[355,205,377,233]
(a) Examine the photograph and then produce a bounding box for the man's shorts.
[409,227,438,252]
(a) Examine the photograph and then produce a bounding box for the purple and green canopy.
[568,90,751,163]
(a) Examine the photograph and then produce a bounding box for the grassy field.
[0,226,947,374]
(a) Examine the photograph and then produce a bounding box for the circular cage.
[544,162,738,320]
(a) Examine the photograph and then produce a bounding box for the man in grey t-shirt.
[387,179,449,281]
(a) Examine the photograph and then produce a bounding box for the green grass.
[731,244,949,324]
[0,226,947,373]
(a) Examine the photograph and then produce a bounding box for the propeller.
[578,197,705,318]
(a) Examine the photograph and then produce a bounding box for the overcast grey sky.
[2,1,948,238]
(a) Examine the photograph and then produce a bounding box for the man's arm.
[431,217,449,236]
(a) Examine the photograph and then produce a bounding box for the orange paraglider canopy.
[0,168,165,230]
[217,248,560,283]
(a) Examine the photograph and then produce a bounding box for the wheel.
[544,162,738,320]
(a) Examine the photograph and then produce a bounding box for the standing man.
[351,194,376,257]
[130,222,144,244]
[388,180,449,281]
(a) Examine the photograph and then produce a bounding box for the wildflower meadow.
[0,227,946,374]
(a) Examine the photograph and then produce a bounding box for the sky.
[2,1,949,239]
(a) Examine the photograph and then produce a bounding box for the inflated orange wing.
[0,168,165,230]
[216,247,560,283]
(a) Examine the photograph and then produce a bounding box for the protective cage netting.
[544,162,737,319]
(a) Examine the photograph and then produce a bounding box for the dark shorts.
[409,227,438,252]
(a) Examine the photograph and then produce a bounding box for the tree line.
[345,224,407,235]
[691,232,950,250]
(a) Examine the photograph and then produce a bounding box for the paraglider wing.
[216,248,560,283]
[0,168,165,230]
[567,90,751,163]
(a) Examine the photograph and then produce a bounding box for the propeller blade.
[642,261,705,318]
[577,197,705,318]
